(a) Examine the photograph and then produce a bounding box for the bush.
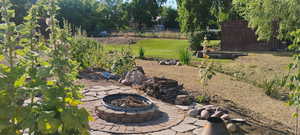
[71,37,103,69]
[178,48,192,65]
[188,32,205,51]
[101,48,136,75]
[138,47,145,58]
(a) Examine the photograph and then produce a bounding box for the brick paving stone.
[171,124,197,133]
[102,125,114,131]
[81,96,99,102]
[194,120,208,127]
[110,125,120,132]
[91,86,107,89]
[85,92,97,97]
[193,128,204,135]
[117,125,127,133]
[150,129,176,135]
[176,132,193,135]
[105,85,120,90]
[175,105,190,111]
[90,131,111,135]
[119,87,132,90]
[182,117,197,124]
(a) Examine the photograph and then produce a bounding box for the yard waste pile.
[139,77,190,104]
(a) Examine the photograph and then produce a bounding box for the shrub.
[101,48,136,75]
[138,47,145,58]
[71,37,103,69]
[188,32,205,51]
[178,48,192,65]
[0,0,90,134]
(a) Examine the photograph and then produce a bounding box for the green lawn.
[104,38,230,63]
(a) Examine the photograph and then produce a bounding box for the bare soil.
[136,57,295,134]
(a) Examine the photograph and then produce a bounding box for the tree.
[160,7,179,29]
[232,0,300,41]
[127,0,167,31]
[177,0,231,34]
[57,0,102,36]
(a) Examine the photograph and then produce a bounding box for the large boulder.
[121,67,146,86]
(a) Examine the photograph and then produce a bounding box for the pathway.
[80,85,206,135]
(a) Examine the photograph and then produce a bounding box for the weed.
[138,47,145,58]
[178,48,192,65]
[195,95,210,103]
[260,78,281,98]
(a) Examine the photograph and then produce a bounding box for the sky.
[164,0,177,9]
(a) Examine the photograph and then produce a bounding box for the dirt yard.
[136,52,295,134]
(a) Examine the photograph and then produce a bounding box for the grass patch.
[104,38,230,63]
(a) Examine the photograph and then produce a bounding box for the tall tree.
[233,0,300,41]
[127,0,167,31]
[160,7,179,29]
[177,0,231,34]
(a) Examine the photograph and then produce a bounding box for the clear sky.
[165,0,177,9]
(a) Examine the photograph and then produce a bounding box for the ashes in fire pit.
[110,96,148,108]
[96,93,160,123]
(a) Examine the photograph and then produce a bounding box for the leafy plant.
[138,47,145,58]
[199,60,216,93]
[188,32,205,51]
[101,48,136,75]
[71,36,103,69]
[178,48,192,65]
[261,79,280,98]
[195,95,210,103]
[0,0,90,134]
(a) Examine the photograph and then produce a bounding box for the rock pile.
[159,60,181,66]
[188,104,243,133]
[139,77,188,104]
[188,104,230,121]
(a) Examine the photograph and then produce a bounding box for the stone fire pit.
[95,93,160,123]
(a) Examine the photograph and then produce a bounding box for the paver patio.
[80,85,206,135]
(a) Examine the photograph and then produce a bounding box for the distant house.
[221,20,287,51]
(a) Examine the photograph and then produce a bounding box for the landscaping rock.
[211,111,223,118]
[200,110,210,120]
[226,123,237,133]
[175,95,193,105]
[221,114,230,120]
[159,60,178,65]
[121,67,146,86]
[188,109,199,118]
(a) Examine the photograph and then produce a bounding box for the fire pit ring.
[96,93,160,123]
[102,93,154,112]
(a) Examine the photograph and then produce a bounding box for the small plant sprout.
[138,47,145,58]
